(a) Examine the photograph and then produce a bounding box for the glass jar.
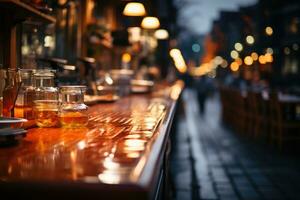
[14,69,35,127]
[111,69,133,96]
[3,69,20,117]
[33,69,58,101]
[96,72,118,97]
[59,86,88,128]
[34,99,59,128]
[33,69,59,127]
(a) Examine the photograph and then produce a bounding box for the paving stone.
[258,186,284,199]
[199,186,218,200]
[175,190,192,200]
[173,169,192,190]
[237,188,261,199]
[170,91,300,200]
[227,168,243,176]
[250,175,272,186]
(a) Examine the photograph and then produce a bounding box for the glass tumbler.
[14,69,35,127]
[59,86,88,128]
[3,69,20,117]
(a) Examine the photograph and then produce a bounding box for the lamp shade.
[123,2,146,16]
[141,17,160,29]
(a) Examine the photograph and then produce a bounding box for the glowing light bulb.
[123,2,146,16]
[141,17,160,29]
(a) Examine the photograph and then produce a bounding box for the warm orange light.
[259,55,266,64]
[141,17,160,29]
[169,48,187,73]
[246,35,255,45]
[251,52,258,61]
[193,63,212,76]
[244,56,253,66]
[221,60,228,68]
[128,27,141,43]
[234,43,243,52]
[169,48,181,57]
[123,2,146,16]
[230,62,239,71]
[264,53,273,63]
[235,58,243,66]
[154,29,169,39]
[230,50,239,59]
[213,56,223,65]
[122,53,131,63]
[265,26,273,36]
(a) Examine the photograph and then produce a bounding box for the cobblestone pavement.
[170,89,300,200]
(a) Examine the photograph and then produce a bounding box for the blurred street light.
[265,26,273,36]
[123,2,146,16]
[234,42,243,52]
[141,17,160,29]
[230,50,239,59]
[244,56,253,66]
[154,29,169,40]
[246,35,255,45]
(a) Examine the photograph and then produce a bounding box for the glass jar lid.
[33,69,56,77]
[59,85,87,94]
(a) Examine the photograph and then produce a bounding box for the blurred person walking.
[195,76,210,115]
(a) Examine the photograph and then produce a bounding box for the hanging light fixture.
[141,17,160,29]
[154,29,169,39]
[123,2,146,16]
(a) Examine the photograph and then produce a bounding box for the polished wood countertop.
[0,81,184,199]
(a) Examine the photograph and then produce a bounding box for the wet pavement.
[170,89,300,200]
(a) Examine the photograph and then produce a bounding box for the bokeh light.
[246,35,255,45]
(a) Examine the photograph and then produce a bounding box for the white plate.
[0,117,28,124]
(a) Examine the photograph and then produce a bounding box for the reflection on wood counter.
[0,81,184,200]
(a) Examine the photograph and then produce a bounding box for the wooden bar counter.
[0,81,184,200]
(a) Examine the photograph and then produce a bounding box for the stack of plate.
[0,117,27,146]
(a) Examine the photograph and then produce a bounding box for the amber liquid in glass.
[3,86,17,117]
[0,97,3,117]
[14,90,35,127]
[35,109,59,128]
[59,112,88,128]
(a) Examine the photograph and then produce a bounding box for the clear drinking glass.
[96,72,118,97]
[59,85,88,128]
[14,69,35,127]
[3,69,20,117]
[111,69,133,96]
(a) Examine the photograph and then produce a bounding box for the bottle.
[59,85,88,128]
